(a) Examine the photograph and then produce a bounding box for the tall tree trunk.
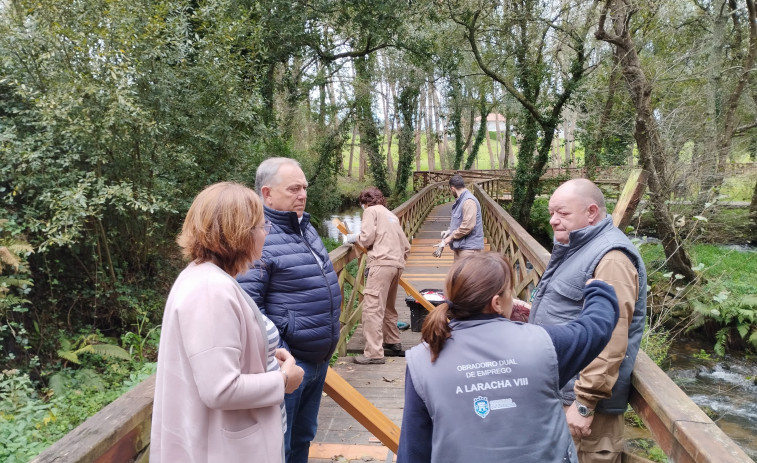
[596,0,697,281]
[415,98,422,170]
[552,131,561,168]
[486,116,495,168]
[354,54,389,195]
[586,63,620,179]
[432,83,447,170]
[387,91,397,173]
[359,144,365,181]
[418,86,428,170]
[564,110,575,167]
[381,57,394,174]
[395,85,420,197]
[348,124,357,177]
[465,96,490,169]
[425,84,436,171]
[750,176,757,240]
[701,0,757,202]
[503,118,512,168]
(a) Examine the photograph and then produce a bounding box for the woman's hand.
[276,348,304,394]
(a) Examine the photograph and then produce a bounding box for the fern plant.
[0,218,34,316]
[57,333,131,365]
[690,294,757,356]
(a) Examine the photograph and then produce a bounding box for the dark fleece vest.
[528,216,647,413]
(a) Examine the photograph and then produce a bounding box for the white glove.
[345,233,358,244]
[432,240,446,258]
[441,230,450,239]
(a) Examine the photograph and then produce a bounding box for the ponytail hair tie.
[444,299,454,310]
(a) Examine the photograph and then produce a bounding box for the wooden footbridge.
[32,169,754,463]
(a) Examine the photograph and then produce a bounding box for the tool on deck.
[331,218,437,312]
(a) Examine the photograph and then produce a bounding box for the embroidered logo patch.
[473,396,490,418]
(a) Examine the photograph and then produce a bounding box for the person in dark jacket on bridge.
[237,157,342,463]
[397,252,619,463]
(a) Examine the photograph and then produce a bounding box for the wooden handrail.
[30,170,754,463]
[322,367,401,452]
[29,375,155,463]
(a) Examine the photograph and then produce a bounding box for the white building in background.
[474,113,508,132]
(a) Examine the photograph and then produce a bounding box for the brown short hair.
[177,182,263,276]
[421,252,514,362]
[358,187,387,207]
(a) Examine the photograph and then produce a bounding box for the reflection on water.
[322,210,363,243]
[665,337,757,459]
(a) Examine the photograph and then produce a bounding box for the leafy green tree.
[596,0,698,282]
[449,0,593,227]
[354,54,390,195]
[465,93,492,170]
[0,0,268,359]
[395,84,421,197]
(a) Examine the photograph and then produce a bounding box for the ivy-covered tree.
[449,0,593,228]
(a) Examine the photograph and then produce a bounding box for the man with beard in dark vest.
[439,175,484,261]
[529,178,647,463]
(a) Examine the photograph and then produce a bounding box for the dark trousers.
[284,358,329,463]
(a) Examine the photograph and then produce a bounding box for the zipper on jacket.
[299,225,339,363]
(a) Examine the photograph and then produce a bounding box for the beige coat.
[357,204,411,268]
[150,261,285,463]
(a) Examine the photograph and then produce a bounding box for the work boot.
[353,355,385,365]
[383,343,405,357]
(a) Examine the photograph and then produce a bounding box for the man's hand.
[345,233,358,244]
[566,401,594,438]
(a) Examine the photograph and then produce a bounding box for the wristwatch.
[575,400,594,417]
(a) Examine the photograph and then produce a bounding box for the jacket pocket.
[549,280,585,323]
[552,279,583,301]
[221,421,261,440]
[218,421,271,463]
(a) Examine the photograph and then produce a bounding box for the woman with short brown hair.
[151,182,303,463]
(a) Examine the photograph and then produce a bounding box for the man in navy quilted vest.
[238,157,342,463]
[528,178,647,463]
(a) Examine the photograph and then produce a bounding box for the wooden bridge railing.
[473,180,549,301]
[413,166,630,192]
[31,171,754,463]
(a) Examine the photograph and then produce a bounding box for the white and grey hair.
[254,157,301,195]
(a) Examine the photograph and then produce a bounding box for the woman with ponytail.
[397,252,620,463]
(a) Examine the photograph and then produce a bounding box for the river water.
[322,209,363,243]
[322,212,757,458]
[665,337,757,459]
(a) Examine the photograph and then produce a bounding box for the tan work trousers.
[453,248,481,262]
[572,412,624,463]
[362,266,402,359]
